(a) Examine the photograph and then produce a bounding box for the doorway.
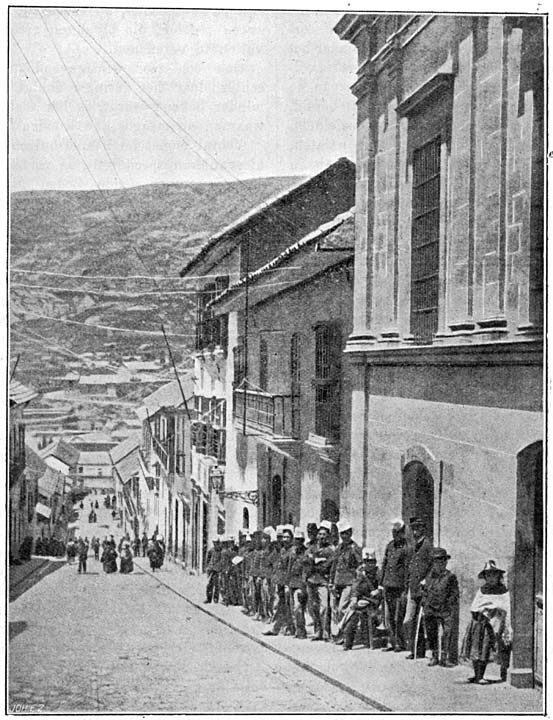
[271,474,283,527]
[512,441,543,687]
[402,460,434,543]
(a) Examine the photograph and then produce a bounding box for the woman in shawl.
[461,560,512,684]
[119,541,134,574]
[101,543,118,574]
[147,538,164,572]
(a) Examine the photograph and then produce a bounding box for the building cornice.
[345,338,543,367]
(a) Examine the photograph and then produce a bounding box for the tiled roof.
[110,431,142,465]
[179,157,353,277]
[9,380,38,406]
[71,432,115,446]
[40,439,80,467]
[212,209,354,305]
[136,378,193,421]
[78,450,112,466]
[113,447,141,484]
[38,467,64,496]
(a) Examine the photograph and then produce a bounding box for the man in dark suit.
[403,517,433,659]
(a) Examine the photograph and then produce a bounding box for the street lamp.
[209,465,225,494]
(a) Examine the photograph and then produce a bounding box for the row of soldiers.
[205,517,460,665]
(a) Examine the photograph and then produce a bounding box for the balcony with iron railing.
[233,388,300,442]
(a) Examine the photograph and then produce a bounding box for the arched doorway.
[512,440,543,688]
[402,460,434,543]
[242,507,250,530]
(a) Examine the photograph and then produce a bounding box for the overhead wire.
[9,266,300,281]
[58,9,307,242]
[20,311,195,337]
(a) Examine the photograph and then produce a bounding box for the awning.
[35,502,51,519]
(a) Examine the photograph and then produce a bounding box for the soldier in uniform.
[258,528,274,621]
[422,547,459,667]
[306,519,335,642]
[330,519,362,642]
[404,517,433,659]
[287,528,309,639]
[240,533,254,614]
[204,536,222,604]
[343,548,381,650]
[263,525,294,636]
[380,518,410,651]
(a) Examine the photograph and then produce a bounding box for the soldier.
[204,536,222,604]
[306,520,335,642]
[403,517,433,660]
[422,547,459,667]
[263,525,294,636]
[240,533,254,615]
[258,528,274,621]
[228,536,242,605]
[287,528,309,639]
[219,536,231,605]
[330,519,362,643]
[380,518,410,652]
[343,548,381,650]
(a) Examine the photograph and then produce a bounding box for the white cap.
[362,547,377,560]
[263,526,274,536]
[268,528,277,542]
[282,524,294,536]
[319,520,333,531]
[244,533,252,542]
[390,518,405,531]
[276,525,285,535]
[337,519,352,533]
[293,528,305,539]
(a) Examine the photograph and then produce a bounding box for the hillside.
[10,175,302,387]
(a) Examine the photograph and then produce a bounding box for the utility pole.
[242,230,250,436]
[161,325,191,421]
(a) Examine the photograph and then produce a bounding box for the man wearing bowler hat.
[403,516,433,659]
[422,547,459,667]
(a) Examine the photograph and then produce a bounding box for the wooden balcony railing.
[233,389,300,439]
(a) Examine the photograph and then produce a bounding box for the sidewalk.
[135,558,543,714]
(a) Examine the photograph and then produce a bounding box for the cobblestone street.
[9,552,373,713]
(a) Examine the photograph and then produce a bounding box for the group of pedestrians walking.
[204,518,512,685]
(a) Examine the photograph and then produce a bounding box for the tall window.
[411,136,441,344]
[314,323,341,441]
[195,276,229,351]
[233,341,245,387]
[259,337,268,391]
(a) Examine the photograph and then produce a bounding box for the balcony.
[233,389,300,442]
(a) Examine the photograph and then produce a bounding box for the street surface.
[8,502,543,714]
[9,504,370,713]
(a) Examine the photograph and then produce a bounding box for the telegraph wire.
[59,9,303,241]
[12,34,135,254]
[11,280,291,295]
[19,312,195,337]
[10,267,300,281]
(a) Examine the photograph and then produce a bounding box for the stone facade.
[335,14,543,688]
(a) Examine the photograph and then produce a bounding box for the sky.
[9,8,358,191]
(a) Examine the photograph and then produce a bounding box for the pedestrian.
[228,537,242,605]
[119,541,134,574]
[147,537,164,572]
[101,543,118,573]
[141,532,149,558]
[343,548,381,650]
[79,501,84,510]
[92,537,100,561]
[132,536,141,557]
[35,537,43,556]
[111,494,116,507]
[330,519,362,643]
[263,526,294,636]
[403,517,433,660]
[91,501,94,510]
[380,519,410,652]
[66,538,76,564]
[305,520,335,642]
[422,547,459,667]
[204,537,222,604]
[287,528,309,639]
[461,560,512,684]
[77,538,89,574]
[94,500,99,510]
